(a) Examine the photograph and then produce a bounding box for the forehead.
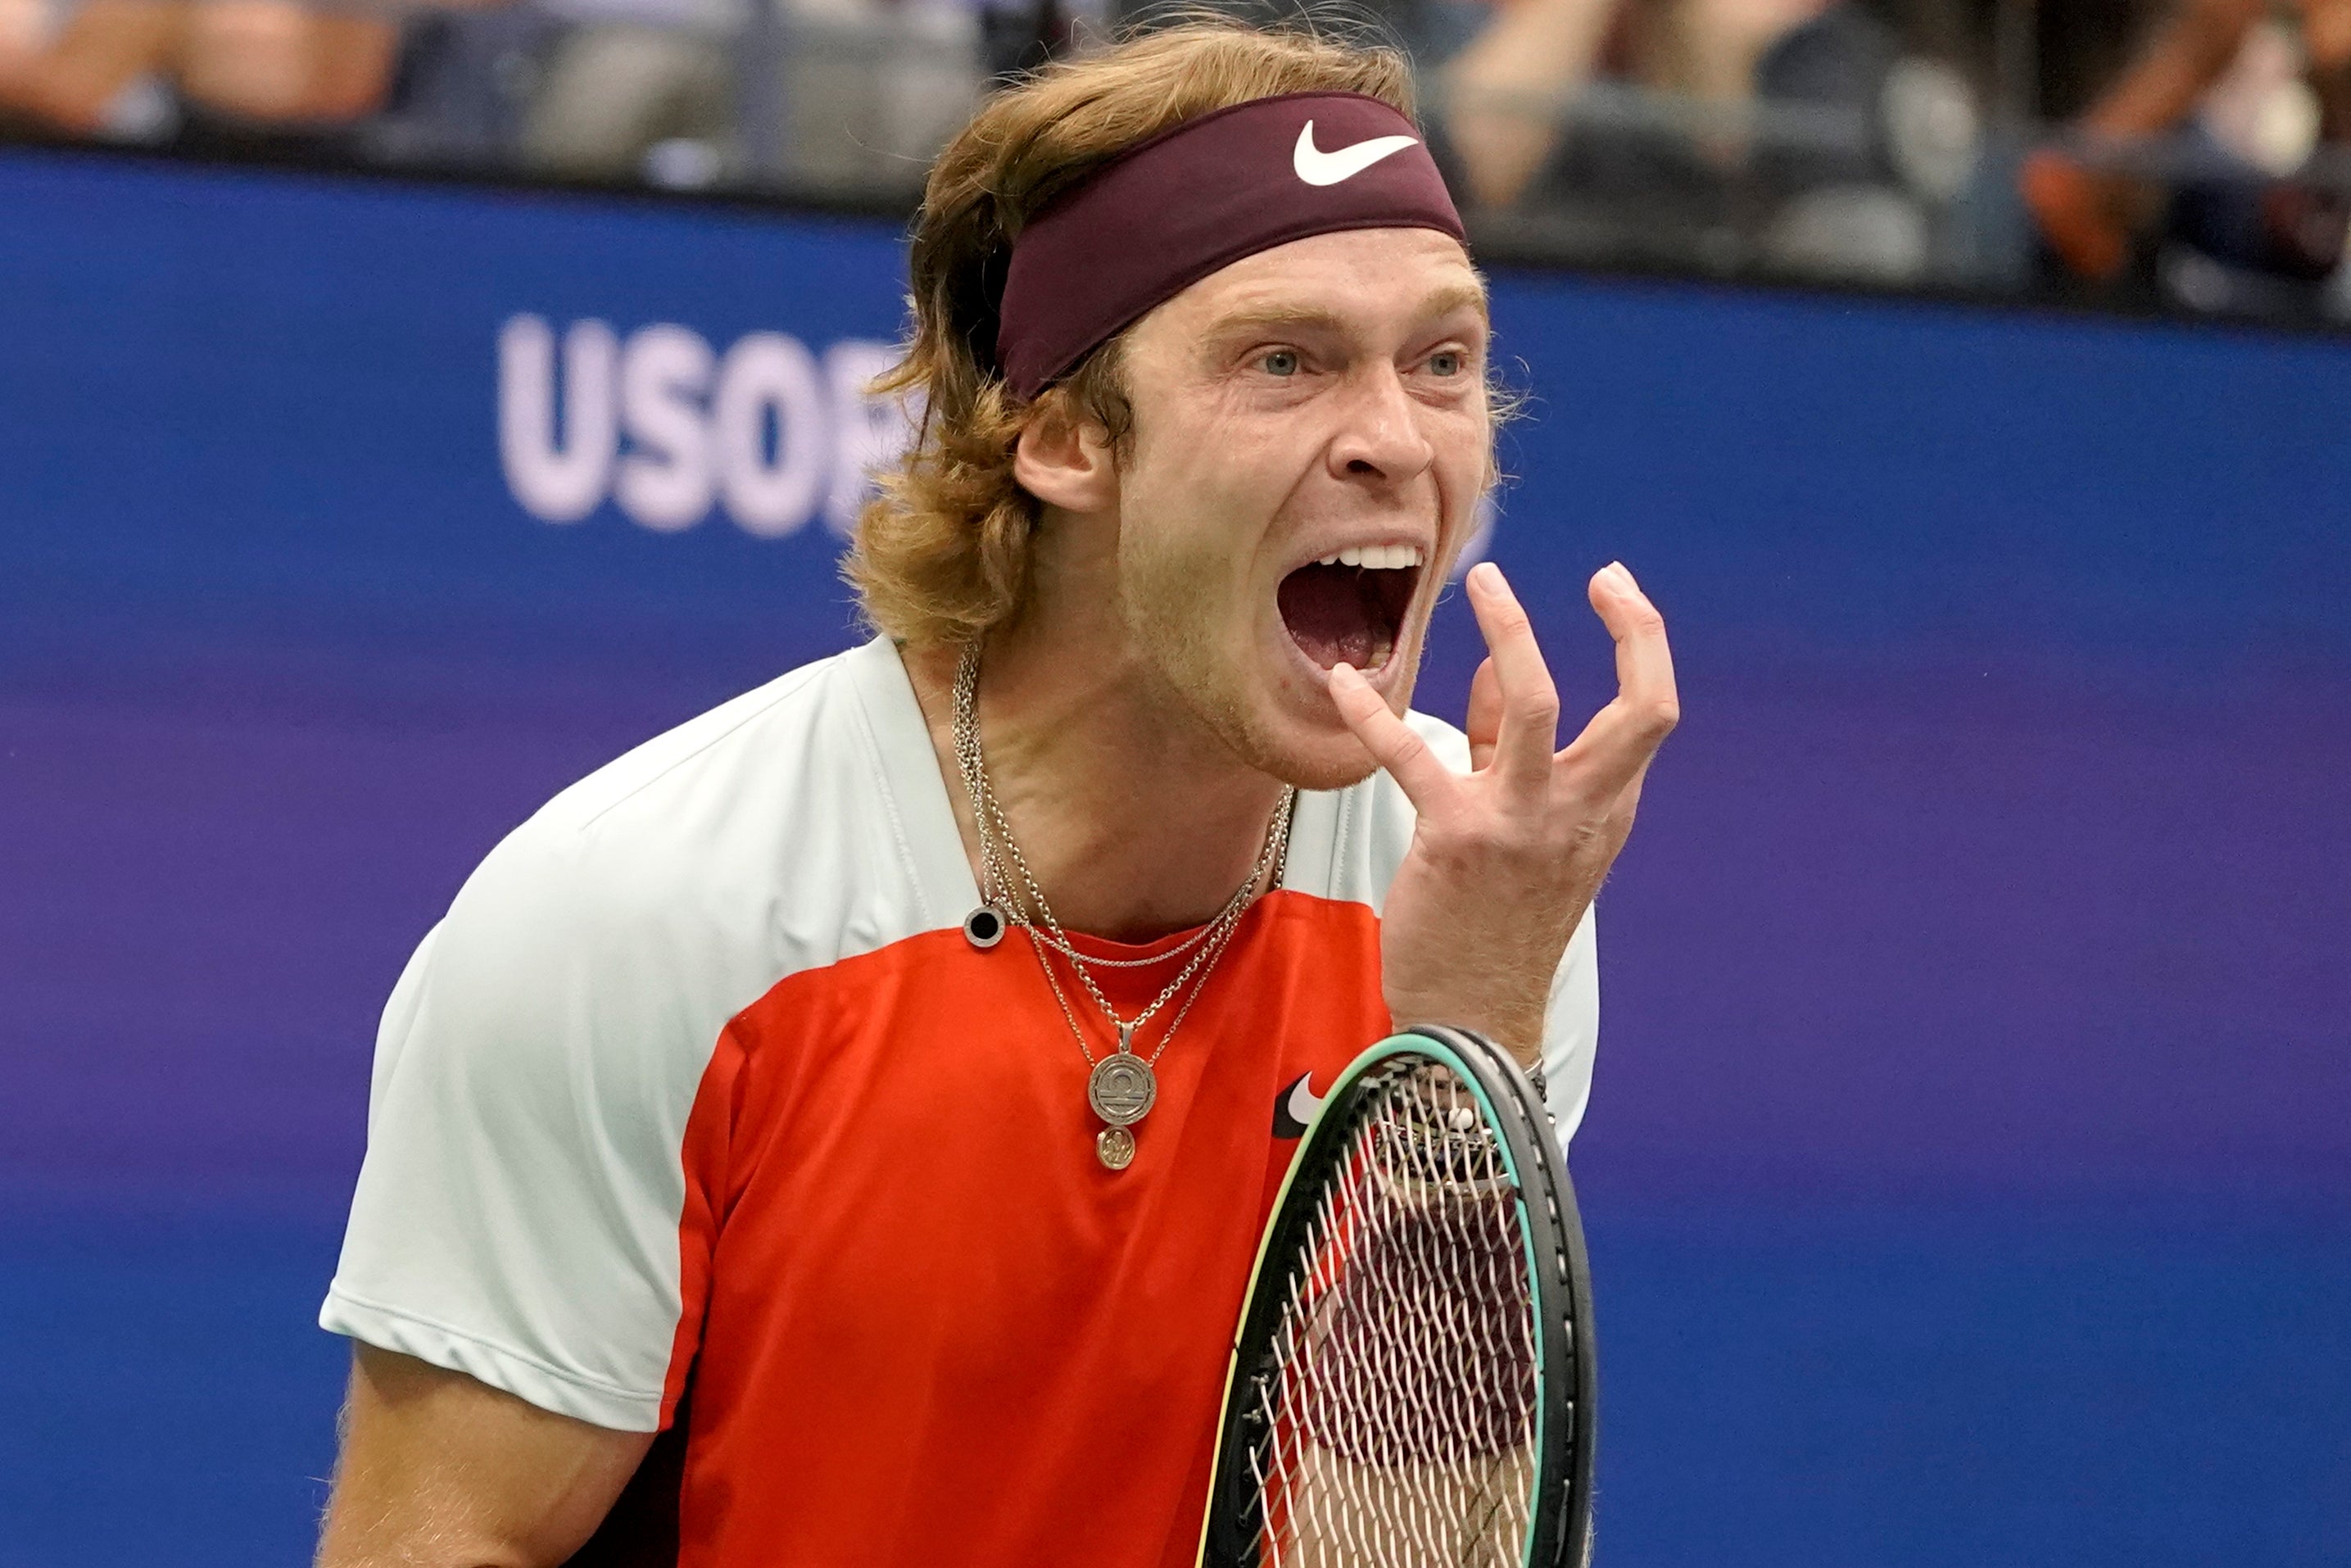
[1147,227,1487,339]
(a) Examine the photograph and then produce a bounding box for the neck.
[908,596,1289,948]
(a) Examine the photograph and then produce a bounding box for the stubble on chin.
[1119,538,1425,795]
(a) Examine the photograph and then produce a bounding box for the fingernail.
[1609,561,1639,591]
[1469,561,1502,591]
[1328,661,1357,683]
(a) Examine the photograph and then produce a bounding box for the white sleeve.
[318,823,714,1433]
[1538,905,1600,1153]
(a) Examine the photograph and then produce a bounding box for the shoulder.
[1281,709,1465,911]
[410,640,934,1067]
[525,644,860,861]
[455,654,836,954]
[329,641,958,1428]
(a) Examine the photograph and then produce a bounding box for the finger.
[1557,562,1678,796]
[1464,562,1561,796]
[1558,697,1669,802]
[1327,662,1461,811]
[1590,560,1678,734]
[1465,656,1501,772]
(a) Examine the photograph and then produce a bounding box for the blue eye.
[1261,349,1301,377]
[1427,351,1465,377]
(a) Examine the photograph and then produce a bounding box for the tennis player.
[315,19,1676,1566]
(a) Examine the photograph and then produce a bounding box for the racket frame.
[1197,1024,1597,1568]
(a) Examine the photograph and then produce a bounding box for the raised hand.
[1328,560,1678,1063]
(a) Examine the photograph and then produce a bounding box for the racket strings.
[1244,1066,1541,1566]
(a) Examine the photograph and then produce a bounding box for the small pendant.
[1096,1125,1136,1170]
[963,905,1007,949]
[1088,1051,1157,1126]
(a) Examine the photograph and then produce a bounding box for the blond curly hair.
[845,19,1420,650]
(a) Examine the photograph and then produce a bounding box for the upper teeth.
[1319,545,1425,569]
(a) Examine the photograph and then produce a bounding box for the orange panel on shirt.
[664,889,1388,1568]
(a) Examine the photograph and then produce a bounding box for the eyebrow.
[1203,281,1493,342]
[1418,282,1493,324]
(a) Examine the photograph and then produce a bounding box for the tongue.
[1279,564,1387,670]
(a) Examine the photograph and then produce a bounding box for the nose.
[1325,363,1435,488]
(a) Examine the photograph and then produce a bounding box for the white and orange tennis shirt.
[323,635,1597,1566]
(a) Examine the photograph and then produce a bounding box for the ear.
[1012,391,1118,514]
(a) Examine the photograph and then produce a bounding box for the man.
[316,20,1676,1566]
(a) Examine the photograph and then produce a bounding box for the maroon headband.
[994,92,1466,401]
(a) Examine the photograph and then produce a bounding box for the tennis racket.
[1198,1024,1597,1568]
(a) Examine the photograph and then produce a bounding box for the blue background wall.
[1,148,2345,1565]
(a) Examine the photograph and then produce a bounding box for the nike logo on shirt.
[1272,1072,1326,1140]
[1291,122,1420,187]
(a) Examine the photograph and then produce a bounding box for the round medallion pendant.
[962,905,1007,949]
[1097,1126,1137,1170]
[1087,1052,1157,1126]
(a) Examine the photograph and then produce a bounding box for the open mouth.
[1277,545,1425,672]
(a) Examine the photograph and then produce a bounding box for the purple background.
[0,149,2346,1564]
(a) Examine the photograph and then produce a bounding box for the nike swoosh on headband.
[999,94,1465,398]
[1292,121,1421,187]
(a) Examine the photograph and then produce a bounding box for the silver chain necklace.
[952,642,1295,1170]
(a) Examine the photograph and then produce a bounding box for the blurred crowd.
[2,0,2347,319]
